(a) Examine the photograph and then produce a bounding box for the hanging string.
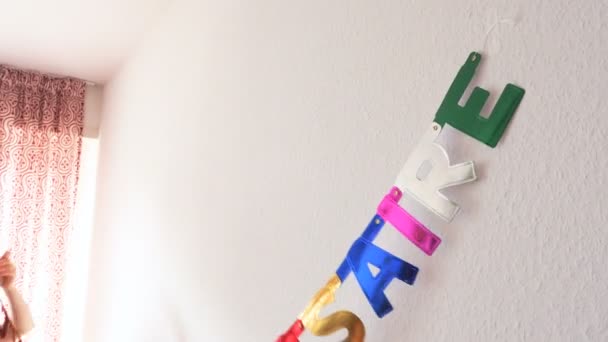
[480,17,517,55]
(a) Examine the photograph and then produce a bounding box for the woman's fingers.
[0,270,15,277]
[0,260,14,267]
[0,254,15,288]
[0,264,15,275]
[0,258,14,266]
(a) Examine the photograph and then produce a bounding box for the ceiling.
[0,0,172,84]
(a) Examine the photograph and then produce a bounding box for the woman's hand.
[0,251,34,336]
[0,251,16,288]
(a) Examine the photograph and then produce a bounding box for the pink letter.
[377,187,441,256]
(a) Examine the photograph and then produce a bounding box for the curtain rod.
[1,63,98,87]
[41,72,98,87]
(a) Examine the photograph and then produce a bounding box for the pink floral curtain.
[0,66,85,341]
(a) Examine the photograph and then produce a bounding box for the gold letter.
[299,275,365,341]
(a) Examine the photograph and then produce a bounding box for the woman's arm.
[0,252,34,337]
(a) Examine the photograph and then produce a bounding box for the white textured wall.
[85,1,608,341]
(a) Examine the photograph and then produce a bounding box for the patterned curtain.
[0,66,85,342]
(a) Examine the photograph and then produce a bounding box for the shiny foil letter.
[299,275,365,342]
[345,237,419,317]
[377,186,441,255]
[394,123,476,222]
[336,215,419,318]
[276,320,304,342]
[434,52,525,148]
